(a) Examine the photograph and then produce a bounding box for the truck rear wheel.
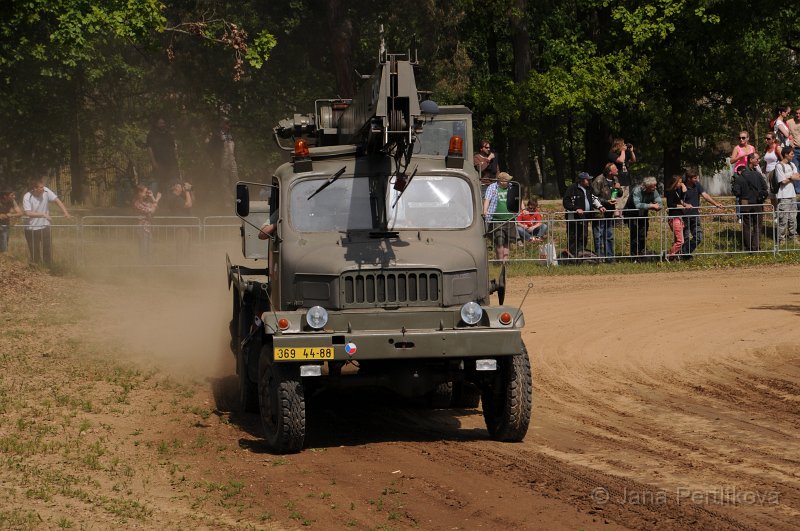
[258,353,305,453]
[481,347,532,442]
[237,309,259,413]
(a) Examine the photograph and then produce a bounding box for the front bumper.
[260,307,525,361]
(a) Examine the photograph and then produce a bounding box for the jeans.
[592,218,615,258]
[0,224,8,252]
[668,217,685,257]
[24,227,52,266]
[776,198,797,241]
[516,223,549,241]
[681,215,703,254]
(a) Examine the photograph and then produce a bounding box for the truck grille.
[341,270,441,308]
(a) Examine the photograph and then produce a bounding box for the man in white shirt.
[22,178,72,266]
[774,147,800,244]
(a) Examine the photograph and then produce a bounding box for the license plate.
[273,347,334,361]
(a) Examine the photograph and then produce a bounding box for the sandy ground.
[2,259,799,529]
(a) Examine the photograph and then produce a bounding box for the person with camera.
[609,137,636,212]
[473,140,499,198]
[133,184,161,262]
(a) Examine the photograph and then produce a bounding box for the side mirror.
[236,183,250,217]
[507,182,520,213]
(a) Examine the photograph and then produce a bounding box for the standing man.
[22,179,72,266]
[773,147,800,245]
[146,117,179,195]
[786,108,800,169]
[483,171,517,263]
[473,140,498,198]
[622,176,661,257]
[732,153,768,252]
[591,163,622,261]
[681,168,723,256]
[0,190,23,253]
[563,172,605,258]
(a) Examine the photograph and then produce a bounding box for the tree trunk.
[544,116,567,197]
[69,76,84,204]
[508,0,531,189]
[324,0,354,98]
[584,113,612,176]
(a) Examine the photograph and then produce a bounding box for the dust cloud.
[81,260,240,382]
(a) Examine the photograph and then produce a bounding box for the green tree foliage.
[1,0,797,203]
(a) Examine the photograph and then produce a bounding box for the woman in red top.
[730,131,755,173]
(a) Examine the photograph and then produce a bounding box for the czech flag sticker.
[345,342,358,356]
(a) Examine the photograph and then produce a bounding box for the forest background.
[1,0,798,208]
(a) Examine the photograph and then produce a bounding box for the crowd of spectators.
[477,106,800,261]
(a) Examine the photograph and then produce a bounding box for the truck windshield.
[290,175,473,232]
[387,175,473,229]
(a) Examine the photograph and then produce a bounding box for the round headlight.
[460,302,483,325]
[305,306,329,329]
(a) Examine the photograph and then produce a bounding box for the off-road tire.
[426,381,453,408]
[452,381,481,408]
[237,308,259,413]
[481,347,532,441]
[258,352,305,453]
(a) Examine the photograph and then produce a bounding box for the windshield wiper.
[307,166,347,200]
[390,165,418,208]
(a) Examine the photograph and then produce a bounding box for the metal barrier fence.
[4,208,799,269]
[488,204,800,265]
[5,216,242,269]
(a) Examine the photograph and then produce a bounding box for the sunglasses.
[739,136,748,140]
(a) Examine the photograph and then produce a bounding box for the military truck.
[227,44,531,453]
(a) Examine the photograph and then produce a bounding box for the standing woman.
[731,131,755,222]
[730,131,755,173]
[772,106,792,147]
[609,138,636,213]
[764,132,782,174]
[764,132,783,205]
[664,174,690,261]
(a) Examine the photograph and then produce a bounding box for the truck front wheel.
[258,352,305,453]
[481,347,532,442]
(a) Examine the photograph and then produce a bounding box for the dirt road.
[2,258,799,529]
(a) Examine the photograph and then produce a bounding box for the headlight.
[305,306,329,329]
[460,302,483,325]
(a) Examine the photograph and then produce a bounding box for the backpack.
[768,168,780,195]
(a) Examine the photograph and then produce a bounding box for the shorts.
[491,220,515,248]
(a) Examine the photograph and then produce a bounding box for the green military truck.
[227,45,531,453]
